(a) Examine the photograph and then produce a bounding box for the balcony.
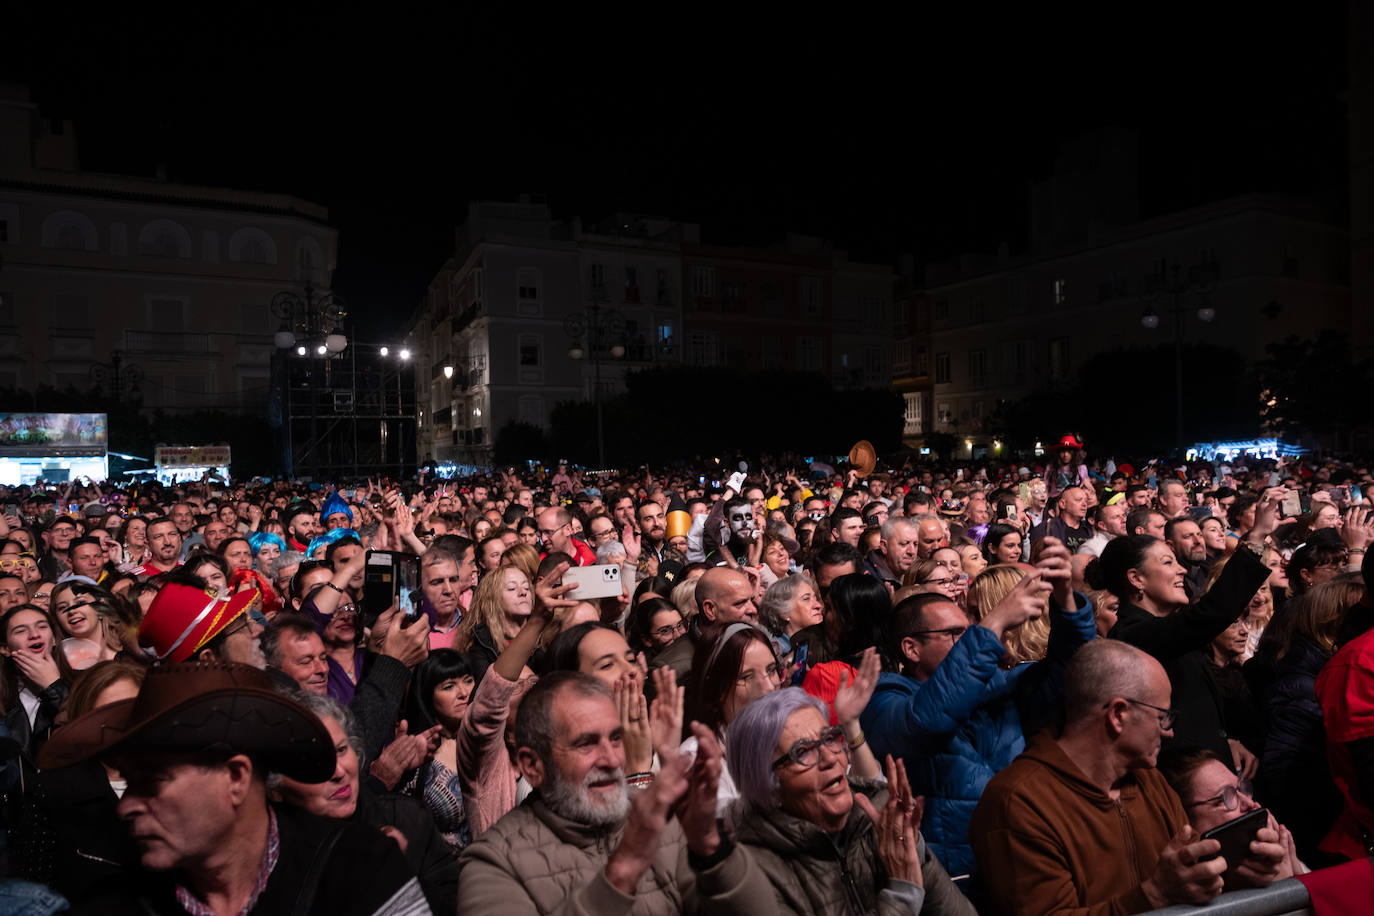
[123,330,216,355]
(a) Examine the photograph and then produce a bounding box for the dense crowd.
[1,436,1373,914]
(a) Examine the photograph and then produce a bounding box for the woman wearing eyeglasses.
[1159,748,1305,885]
[727,688,975,916]
[628,596,686,658]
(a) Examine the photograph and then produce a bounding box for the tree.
[494,420,550,466]
[1255,332,1374,450]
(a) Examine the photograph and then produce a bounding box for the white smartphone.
[561,563,623,599]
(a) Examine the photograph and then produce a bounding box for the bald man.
[915,515,948,560]
[973,639,1288,913]
[695,567,758,625]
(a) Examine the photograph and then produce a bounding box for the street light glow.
[399,349,411,360]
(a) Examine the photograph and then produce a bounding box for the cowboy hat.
[847,440,878,478]
[1054,434,1085,450]
[37,661,334,782]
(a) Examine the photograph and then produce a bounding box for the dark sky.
[6,5,1349,339]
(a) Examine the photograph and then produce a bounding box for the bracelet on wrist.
[325,581,346,594]
[626,772,654,787]
[847,730,866,751]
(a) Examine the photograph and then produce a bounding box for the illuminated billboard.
[0,414,108,457]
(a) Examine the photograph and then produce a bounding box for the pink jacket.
[456,666,525,837]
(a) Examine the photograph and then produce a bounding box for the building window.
[228,227,277,265]
[1048,337,1070,381]
[968,348,986,387]
[138,220,192,258]
[519,335,542,367]
[934,352,951,384]
[690,266,716,299]
[936,401,953,427]
[721,281,745,312]
[590,263,607,297]
[863,345,882,382]
[934,299,949,321]
[903,393,923,435]
[687,331,718,366]
[893,339,911,372]
[518,395,545,429]
[0,292,14,327]
[517,267,541,302]
[0,220,7,243]
[970,298,985,323]
[862,296,886,330]
[761,336,782,370]
[656,268,671,304]
[1052,278,1066,306]
[799,277,823,320]
[915,347,929,377]
[797,335,822,372]
[624,265,639,303]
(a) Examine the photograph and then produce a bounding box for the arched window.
[41,210,97,251]
[228,227,278,265]
[294,237,325,284]
[137,219,192,258]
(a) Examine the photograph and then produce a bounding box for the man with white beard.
[457,672,770,914]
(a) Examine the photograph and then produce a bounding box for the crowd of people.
[1,436,1373,914]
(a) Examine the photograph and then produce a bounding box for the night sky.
[5,5,1349,340]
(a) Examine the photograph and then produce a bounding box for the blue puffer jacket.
[861,593,1096,878]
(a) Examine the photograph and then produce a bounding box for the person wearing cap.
[37,516,78,582]
[138,568,265,667]
[1043,434,1089,500]
[38,662,429,915]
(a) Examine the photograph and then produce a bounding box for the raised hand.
[853,756,923,887]
[648,665,685,751]
[980,569,1051,638]
[615,675,653,774]
[1034,536,1074,610]
[1341,506,1374,552]
[832,647,881,728]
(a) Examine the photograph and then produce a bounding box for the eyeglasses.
[537,523,568,539]
[922,576,958,588]
[32,592,51,601]
[1186,783,1251,811]
[910,626,967,641]
[772,725,848,770]
[652,620,686,640]
[590,528,616,542]
[335,603,358,616]
[1109,697,1178,730]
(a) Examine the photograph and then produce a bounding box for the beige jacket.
[457,795,775,916]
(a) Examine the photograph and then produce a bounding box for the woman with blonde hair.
[497,542,539,590]
[968,564,1049,664]
[453,565,533,667]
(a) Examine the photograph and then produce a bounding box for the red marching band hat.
[139,582,258,663]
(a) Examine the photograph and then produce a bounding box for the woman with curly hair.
[453,565,533,667]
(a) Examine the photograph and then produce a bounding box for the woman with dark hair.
[1090,495,1277,774]
[1285,533,1350,596]
[788,572,890,670]
[982,522,1024,566]
[9,659,146,899]
[0,603,75,761]
[115,515,148,566]
[1252,575,1366,862]
[628,596,685,658]
[184,550,231,595]
[401,648,487,850]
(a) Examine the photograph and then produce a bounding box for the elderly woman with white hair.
[726,688,975,916]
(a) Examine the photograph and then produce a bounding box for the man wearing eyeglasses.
[861,538,1096,878]
[970,638,1285,914]
[535,507,595,567]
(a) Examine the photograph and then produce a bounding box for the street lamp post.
[1140,255,1218,455]
[564,301,626,468]
[271,284,348,479]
